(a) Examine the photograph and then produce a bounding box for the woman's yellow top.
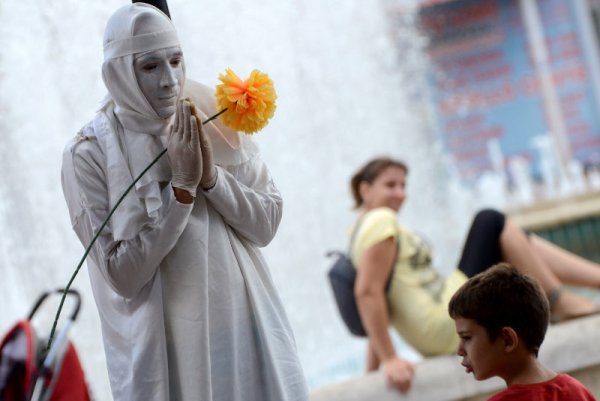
[350,207,467,356]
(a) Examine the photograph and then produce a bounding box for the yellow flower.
[215,69,277,134]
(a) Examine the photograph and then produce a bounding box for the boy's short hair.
[448,263,550,355]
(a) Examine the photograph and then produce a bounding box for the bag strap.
[347,215,365,254]
[349,215,399,293]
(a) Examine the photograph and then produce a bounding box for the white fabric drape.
[60,3,308,400]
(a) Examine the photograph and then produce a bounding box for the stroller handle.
[28,288,82,322]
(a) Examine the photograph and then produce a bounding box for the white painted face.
[134,46,184,118]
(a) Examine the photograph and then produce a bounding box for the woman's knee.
[471,208,505,235]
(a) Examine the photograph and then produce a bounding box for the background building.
[388,0,600,200]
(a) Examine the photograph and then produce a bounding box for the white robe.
[61,84,308,401]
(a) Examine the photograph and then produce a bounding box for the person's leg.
[458,209,505,278]
[458,209,599,320]
[499,219,562,291]
[500,219,600,320]
[529,234,600,287]
[366,340,380,372]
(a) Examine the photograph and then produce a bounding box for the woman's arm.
[355,237,415,393]
[203,155,282,247]
[68,141,192,299]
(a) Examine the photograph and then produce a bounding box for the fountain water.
[0,1,495,399]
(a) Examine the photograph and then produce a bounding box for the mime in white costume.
[61,3,308,401]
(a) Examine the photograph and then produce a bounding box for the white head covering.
[92,3,182,240]
[89,3,257,240]
[102,3,183,136]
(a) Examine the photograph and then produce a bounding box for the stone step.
[310,314,600,401]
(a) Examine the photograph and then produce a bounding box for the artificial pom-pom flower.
[215,68,277,134]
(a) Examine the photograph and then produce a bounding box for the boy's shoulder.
[488,374,596,401]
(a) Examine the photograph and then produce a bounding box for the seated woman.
[348,156,600,393]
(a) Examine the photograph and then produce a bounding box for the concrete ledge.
[310,314,600,401]
[507,191,600,231]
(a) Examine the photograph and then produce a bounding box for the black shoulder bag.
[326,220,398,337]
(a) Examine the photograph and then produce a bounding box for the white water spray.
[1,1,501,399]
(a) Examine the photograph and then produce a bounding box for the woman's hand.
[383,356,415,393]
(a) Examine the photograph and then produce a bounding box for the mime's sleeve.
[203,154,282,247]
[62,138,193,299]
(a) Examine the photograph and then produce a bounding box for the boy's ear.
[500,327,519,352]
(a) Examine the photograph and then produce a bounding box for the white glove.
[168,99,202,197]
[186,100,216,190]
[199,124,217,190]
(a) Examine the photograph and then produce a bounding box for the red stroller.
[0,289,92,401]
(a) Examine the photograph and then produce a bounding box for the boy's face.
[454,317,506,381]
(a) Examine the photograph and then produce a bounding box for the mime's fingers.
[173,99,183,136]
[189,115,200,147]
[182,102,192,143]
[198,123,210,152]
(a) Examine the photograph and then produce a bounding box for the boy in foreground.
[448,262,597,400]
